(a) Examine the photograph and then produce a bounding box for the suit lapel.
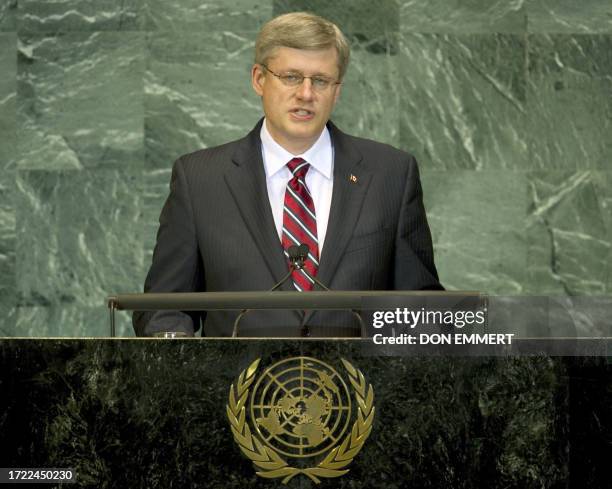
[224,119,294,290]
[317,122,372,286]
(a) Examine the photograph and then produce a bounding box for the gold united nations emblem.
[226,356,375,484]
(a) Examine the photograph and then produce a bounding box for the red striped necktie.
[282,157,320,291]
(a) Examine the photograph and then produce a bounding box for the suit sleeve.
[132,156,205,336]
[393,156,444,290]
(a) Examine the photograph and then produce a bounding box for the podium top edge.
[108,290,483,311]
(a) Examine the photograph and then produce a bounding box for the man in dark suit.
[133,12,442,337]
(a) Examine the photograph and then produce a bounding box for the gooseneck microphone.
[231,245,309,337]
[293,243,330,292]
[232,244,366,338]
[292,245,366,337]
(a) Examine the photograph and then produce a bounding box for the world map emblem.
[226,356,375,484]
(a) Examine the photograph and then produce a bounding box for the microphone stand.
[231,266,295,337]
[231,246,305,337]
[295,268,367,338]
[232,244,366,338]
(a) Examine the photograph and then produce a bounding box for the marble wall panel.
[0,308,16,337]
[17,31,144,170]
[15,170,146,314]
[400,0,527,34]
[0,172,16,336]
[0,0,16,31]
[422,170,527,293]
[527,0,612,34]
[145,31,262,169]
[332,38,399,148]
[0,33,17,337]
[0,33,16,171]
[274,0,400,53]
[527,34,612,170]
[17,0,145,31]
[146,0,271,32]
[603,180,612,293]
[14,305,130,337]
[399,34,528,170]
[526,171,611,295]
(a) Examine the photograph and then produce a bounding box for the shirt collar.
[260,118,333,179]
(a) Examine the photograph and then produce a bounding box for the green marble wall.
[0,1,610,336]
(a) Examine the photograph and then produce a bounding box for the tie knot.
[287,157,310,179]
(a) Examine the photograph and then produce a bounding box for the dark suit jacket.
[133,119,442,337]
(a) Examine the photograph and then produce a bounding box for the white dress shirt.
[260,118,334,253]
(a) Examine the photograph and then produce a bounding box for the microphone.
[232,244,366,337]
[231,245,309,337]
[291,244,329,292]
[293,244,366,337]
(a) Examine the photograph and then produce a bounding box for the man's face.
[251,46,342,155]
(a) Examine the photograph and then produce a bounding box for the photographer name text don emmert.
[372,333,515,345]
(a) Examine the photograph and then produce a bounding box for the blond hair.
[255,12,350,80]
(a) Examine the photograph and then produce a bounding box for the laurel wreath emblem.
[226,357,375,484]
